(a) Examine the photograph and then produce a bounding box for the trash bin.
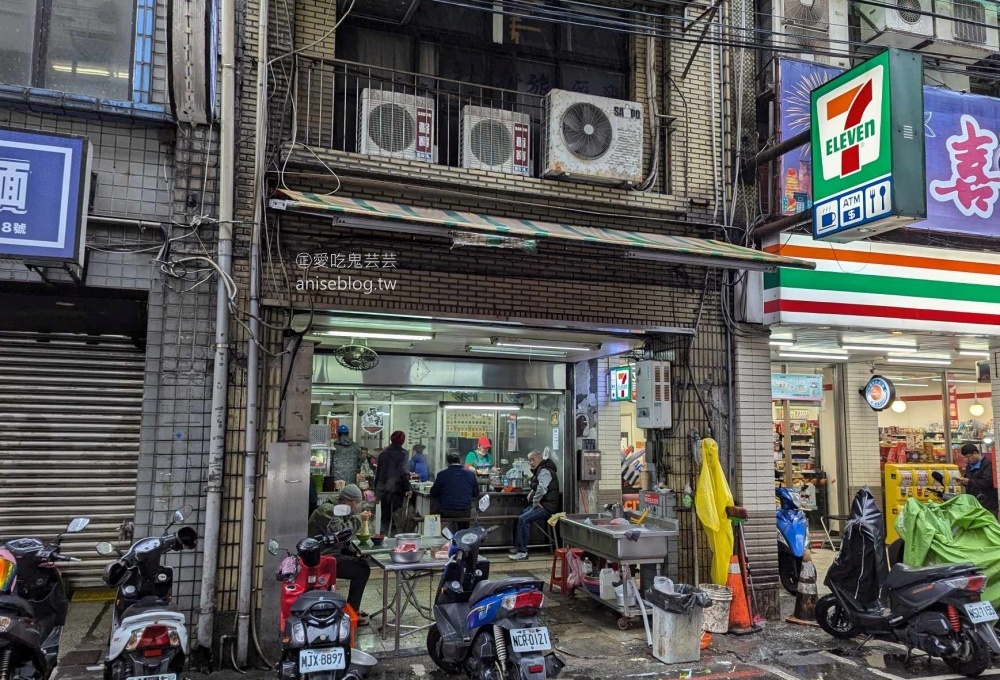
[647,585,712,664]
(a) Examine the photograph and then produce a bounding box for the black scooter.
[0,517,89,680]
[817,488,1000,677]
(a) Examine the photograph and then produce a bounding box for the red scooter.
[267,505,375,680]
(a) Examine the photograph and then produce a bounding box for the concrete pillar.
[838,363,883,508]
[988,342,1000,511]
[731,334,780,619]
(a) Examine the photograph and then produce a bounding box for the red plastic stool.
[549,548,583,594]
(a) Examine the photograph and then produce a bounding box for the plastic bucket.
[652,606,704,664]
[700,584,732,633]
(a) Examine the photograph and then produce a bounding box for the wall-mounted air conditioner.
[358,89,435,162]
[859,0,934,48]
[459,106,532,176]
[541,89,643,187]
[932,0,999,57]
[774,0,851,67]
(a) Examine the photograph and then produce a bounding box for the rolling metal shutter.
[0,332,144,589]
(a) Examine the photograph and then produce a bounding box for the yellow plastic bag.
[695,438,735,585]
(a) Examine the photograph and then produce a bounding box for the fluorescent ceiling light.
[959,350,991,358]
[842,344,918,353]
[321,330,434,341]
[932,378,980,383]
[492,337,599,351]
[895,383,929,387]
[778,352,850,361]
[468,345,567,357]
[887,357,952,366]
[439,402,523,411]
[769,340,794,347]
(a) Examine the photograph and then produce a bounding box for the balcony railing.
[293,58,551,178]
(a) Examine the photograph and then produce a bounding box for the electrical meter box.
[579,450,601,481]
[639,489,676,520]
[636,360,672,429]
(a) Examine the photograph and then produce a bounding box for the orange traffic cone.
[726,554,758,634]
[786,551,819,627]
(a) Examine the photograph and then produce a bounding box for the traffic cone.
[726,554,759,634]
[786,551,819,627]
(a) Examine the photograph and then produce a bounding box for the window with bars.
[953,0,987,44]
[0,0,155,103]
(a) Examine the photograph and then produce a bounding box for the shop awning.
[269,190,815,271]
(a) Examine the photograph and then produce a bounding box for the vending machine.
[883,463,960,544]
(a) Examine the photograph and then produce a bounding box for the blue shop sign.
[0,128,92,266]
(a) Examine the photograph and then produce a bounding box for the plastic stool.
[549,547,583,594]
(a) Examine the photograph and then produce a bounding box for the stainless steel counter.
[559,513,679,562]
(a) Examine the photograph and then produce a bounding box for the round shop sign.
[863,375,896,412]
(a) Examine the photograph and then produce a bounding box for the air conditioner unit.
[459,106,532,176]
[635,360,671,430]
[932,0,999,57]
[776,0,832,55]
[541,89,643,187]
[859,0,934,48]
[358,89,435,162]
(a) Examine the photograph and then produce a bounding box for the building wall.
[840,362,883,508]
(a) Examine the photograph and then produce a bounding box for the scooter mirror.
[333,504,353,518]
[267,539,281,556]
[932,471,945,484]
[442,528,453,540]
[478,496,491,513]
[67,518,90,534]
[174,504,194,523]
[96,541,116,556]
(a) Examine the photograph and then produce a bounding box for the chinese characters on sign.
[929,115,1000,219]
[0,128,91,265]
[513,122,530,175]
[415,107,433,161]
[296,252,397,269]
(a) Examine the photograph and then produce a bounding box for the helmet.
[296,538,321,568]
[337,425,350,435]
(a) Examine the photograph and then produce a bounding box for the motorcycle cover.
[895,494,1000,609]
[825,487,887,607]
[695,438,734,585]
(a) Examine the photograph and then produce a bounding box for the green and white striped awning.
[271,190,814,271]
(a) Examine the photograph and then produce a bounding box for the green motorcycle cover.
[895,495,1000,608]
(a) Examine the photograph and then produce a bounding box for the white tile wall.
[843,363,882,497]
[596,357,622,494]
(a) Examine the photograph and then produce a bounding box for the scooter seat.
[0,594,34,618]
[885,562,977,590]
[122,602,179,619]
[469,578,543,605]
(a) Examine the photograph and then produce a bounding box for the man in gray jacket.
[331,424,363,484]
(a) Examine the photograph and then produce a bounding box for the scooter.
[817,488,1000,677]
[0,517,89,680]
[266,503,374,680]
[426,496,566,680]
[776,487,807,595]
[96,506,198,680]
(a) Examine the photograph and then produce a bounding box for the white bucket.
[652,605,703,664]
[599,568,619,600]
[700,584,733,633]
[614,582,637,608]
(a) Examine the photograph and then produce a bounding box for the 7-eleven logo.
[816,64,884,181]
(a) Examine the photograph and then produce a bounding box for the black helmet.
[296,538,321,568]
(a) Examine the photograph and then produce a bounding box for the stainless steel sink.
[558,513,679,561]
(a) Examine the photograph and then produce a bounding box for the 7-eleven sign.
[611,366,631,402]
[809,49,925,243]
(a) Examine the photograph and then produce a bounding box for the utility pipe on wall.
[198,0,236,653]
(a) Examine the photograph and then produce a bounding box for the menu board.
[771,373,823,402]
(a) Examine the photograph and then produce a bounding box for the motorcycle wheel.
[943,629,990,678]
[778,552,800,595]
[426,627,460,673]
[815,594,861,639]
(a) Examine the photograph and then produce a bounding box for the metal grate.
[954,0,987,43]
[470,119,513,166]
[367,103,416,153]
[895,0,924,24]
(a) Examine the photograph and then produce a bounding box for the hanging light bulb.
[891,399,907,413]
[970,400,986,417]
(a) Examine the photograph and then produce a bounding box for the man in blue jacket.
[430,452,479,532]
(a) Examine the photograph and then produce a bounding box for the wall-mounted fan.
[334,341,379,371]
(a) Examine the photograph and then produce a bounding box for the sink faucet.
[602,503,623,519]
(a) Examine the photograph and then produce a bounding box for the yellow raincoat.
[695,437,735,585]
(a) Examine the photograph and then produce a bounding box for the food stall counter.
[411,489,549,549]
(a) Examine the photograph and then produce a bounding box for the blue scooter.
[426,497,566,680]
[777,487,808,594]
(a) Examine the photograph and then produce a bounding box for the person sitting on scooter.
[510,451,560,562]
[958,443,999,516]
[307,484,373,625]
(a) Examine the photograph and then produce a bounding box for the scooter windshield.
[0,550,16,594]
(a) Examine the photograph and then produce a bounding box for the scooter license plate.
[965,601,999,624]
[509,627,551,653]
[126,674,176,680]
[299,647,346,672]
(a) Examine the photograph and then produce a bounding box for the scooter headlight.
[0,616,11,633]
[338,615,351,642]
[291,622,305,645]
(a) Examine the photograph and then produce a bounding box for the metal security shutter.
[0,333,144,589]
